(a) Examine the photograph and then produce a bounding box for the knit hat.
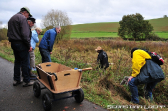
[27,17,36,23]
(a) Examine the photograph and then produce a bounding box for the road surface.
[0,57,108,111]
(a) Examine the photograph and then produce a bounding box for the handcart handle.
[80,67,92,71]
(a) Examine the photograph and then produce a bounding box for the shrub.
[0,28,8,41]
[146,33,161,41]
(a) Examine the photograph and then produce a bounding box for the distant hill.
[72,17,168,32]
[148,17,168,32]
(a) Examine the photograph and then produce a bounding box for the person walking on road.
[39,26,61,63]
[7,7,34,87]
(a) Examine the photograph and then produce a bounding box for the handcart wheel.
[33,82,41,98]
[42,93,52,111]
[73,88,84,103]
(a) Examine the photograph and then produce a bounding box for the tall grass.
[0,39,168,110]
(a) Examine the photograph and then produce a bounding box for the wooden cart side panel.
[51,75,57,91]
[36,67,56,91]
[57,64,72,72]
[77,72,82,87]
[54,70,82,91]
[39,62,60,73]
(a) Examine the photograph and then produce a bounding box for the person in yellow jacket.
[128,48,164,104]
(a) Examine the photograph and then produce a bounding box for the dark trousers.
[128,78,158,104]
[11,42,30,83]
[39,48,51,63]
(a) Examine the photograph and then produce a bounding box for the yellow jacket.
[131,50,151,77]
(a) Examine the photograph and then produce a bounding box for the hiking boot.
[23,81,34,87]
[145,95,154,103]
[13,80,22,86]
[144,89,154,102]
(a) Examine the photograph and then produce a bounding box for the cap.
[21,7,32,17]
[27,17,36,24]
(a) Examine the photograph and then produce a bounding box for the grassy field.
[71,31,118,38]
[37,18,168,38]
[71,17,168,32]
[70,17,168,38]
[70,31,168,38]
[155,32,168,38]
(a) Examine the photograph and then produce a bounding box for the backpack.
[147,51,164,65]
[142,49,164,65]
[132,48,164,65]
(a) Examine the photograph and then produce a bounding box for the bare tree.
[41,9,72,42]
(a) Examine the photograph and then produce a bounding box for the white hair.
[56,26,61,29]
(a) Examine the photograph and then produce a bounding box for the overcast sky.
[0,0,167,28]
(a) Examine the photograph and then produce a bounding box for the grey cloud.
[0,0,168,28]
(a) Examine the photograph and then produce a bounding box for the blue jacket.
[134,59,165,85]
[31,30,39,50]
[39,28,57,52]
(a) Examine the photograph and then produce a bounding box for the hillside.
[148,17,168,32]
[72,17,168,32]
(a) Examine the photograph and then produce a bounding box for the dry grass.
[50,38,168,107]
[1,39,168,110]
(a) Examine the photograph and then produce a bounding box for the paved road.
[0,57,108,111]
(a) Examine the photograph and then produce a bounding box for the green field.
[70,31,168,38]
[38,18,168,38]
[155,32,168,38]
[70,31,118,38]
[70,17,168,38]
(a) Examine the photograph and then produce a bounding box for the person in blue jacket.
[128,48,164,104]
[39,26,61,63]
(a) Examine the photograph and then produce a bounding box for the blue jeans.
[128,78,158,104]
[39,48,51,63]
[11,42,30,83]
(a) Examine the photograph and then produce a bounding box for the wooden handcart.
[33,62,92,111]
